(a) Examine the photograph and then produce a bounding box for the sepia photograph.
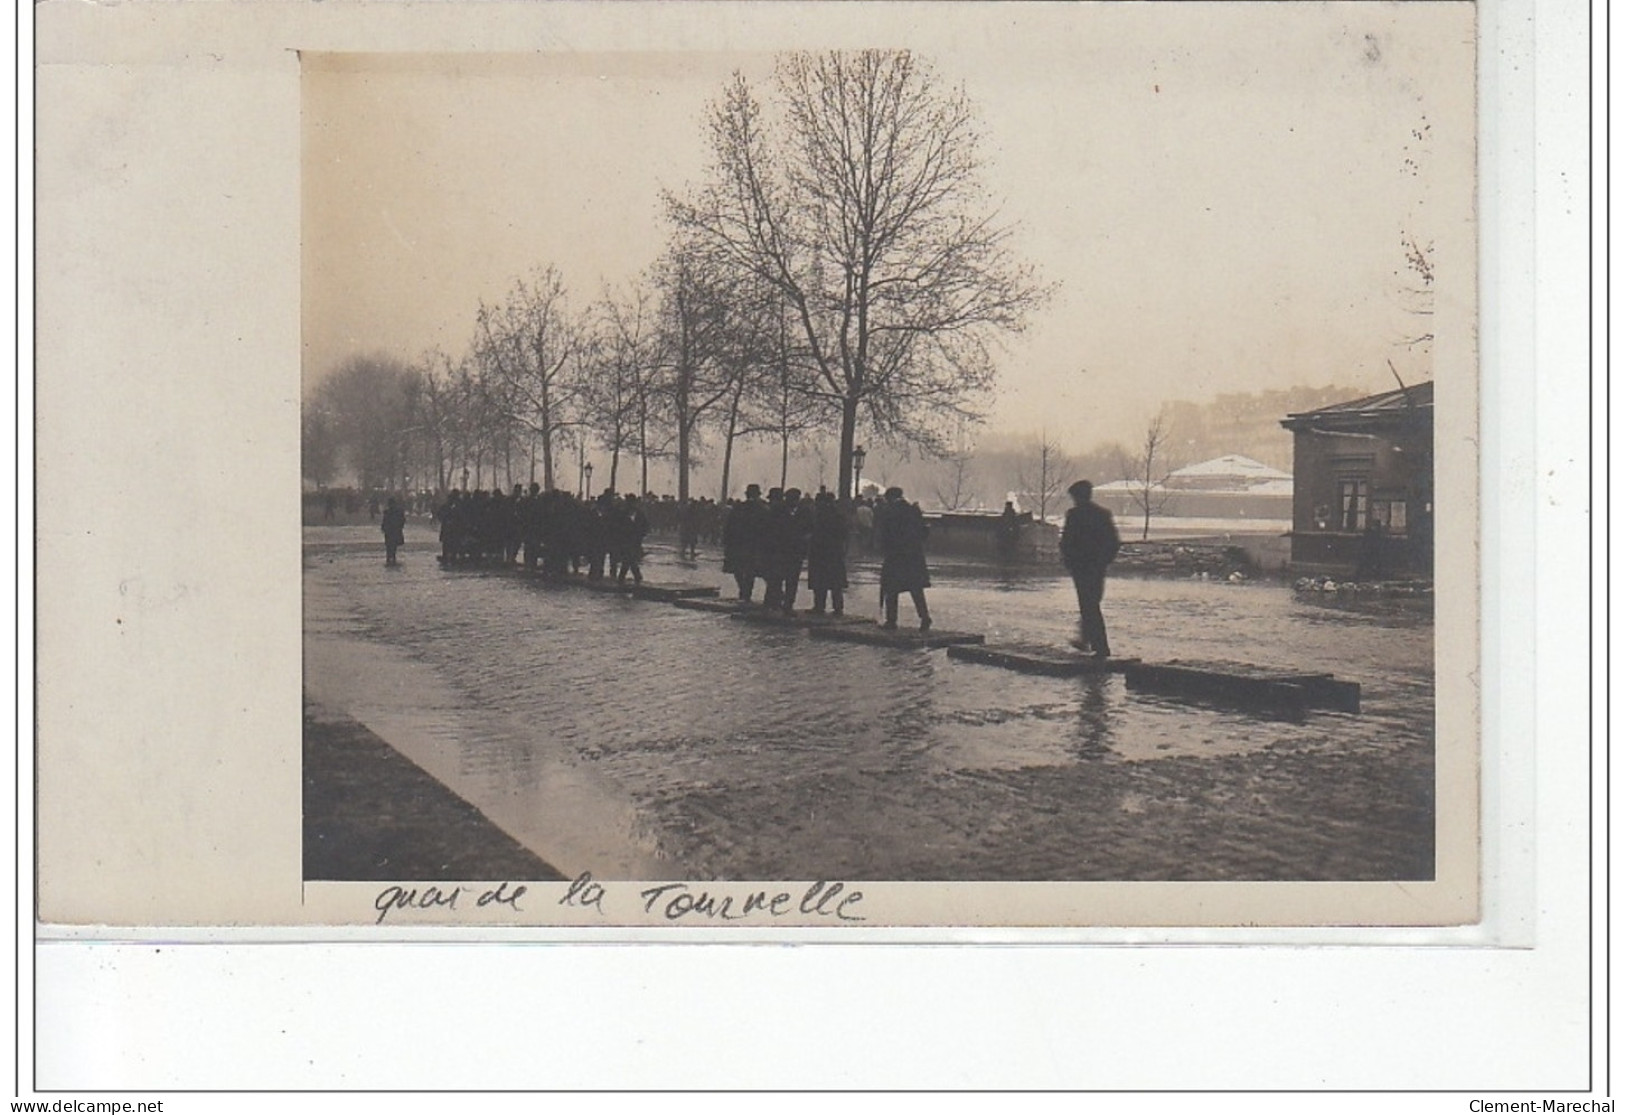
[294,3,1476,922]
[31,0,1599,1097]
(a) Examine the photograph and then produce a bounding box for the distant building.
[1279,382,1434,578]
[1094,454,1294,522]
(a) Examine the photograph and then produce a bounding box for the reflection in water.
[1071,677,1114,761]
[304,526,1435,879]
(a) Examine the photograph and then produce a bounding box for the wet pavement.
[303,523,1435,882]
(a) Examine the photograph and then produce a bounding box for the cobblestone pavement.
[303,523,1435,882]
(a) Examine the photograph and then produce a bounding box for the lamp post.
[852,445,866,501]
[584,462,594,498]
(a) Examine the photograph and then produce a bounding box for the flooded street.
[304,524,1435,882]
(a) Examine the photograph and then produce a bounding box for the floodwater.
[303,524,1436,882]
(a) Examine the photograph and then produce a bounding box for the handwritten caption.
[373,872,864,924]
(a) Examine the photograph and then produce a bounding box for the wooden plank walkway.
[732,610,874,630]
[630,581,720,602]
[1122,660,1361,718]
[1157,659,1362,713]
[670,597,748,614]
[946,642,1140,677]
[807,624,985,649]
[434,561,1364,720]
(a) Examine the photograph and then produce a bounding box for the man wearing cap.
[1060,479,1121,657]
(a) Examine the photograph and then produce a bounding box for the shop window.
[1338,479,1369,531]
[1369,499,1408,534]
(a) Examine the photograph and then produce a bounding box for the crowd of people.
[416,482,941,630]
[435,485,653,584]
[387,477,1122,651]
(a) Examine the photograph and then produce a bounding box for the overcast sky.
[302,2,1475,452]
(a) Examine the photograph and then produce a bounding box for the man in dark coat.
[520,483,543,571]
[614,493,650,585]
[1060,480,1121,657]
[721,484,769,602]
[381,496,406,567]
[997,500,1024,563]
[587,492,616,580]
[874,486,932,630]
[505,484,526,565]
[764,488,813,614]
[805,490,849,616]
[436,489,463,564]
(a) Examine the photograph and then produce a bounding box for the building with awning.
[1279,382,1433,578]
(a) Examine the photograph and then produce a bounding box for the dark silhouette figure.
[381,497,406,566]
[722,484,770,602]
[614,493,650,585]
[764,488,813,614]
[874,487,932,630]
[678,499,701,561]
[1060,480,1121,658]
[806,491,849,615]
[436,490,464,564]
[997,500,1023,562]
[1356,519,1387,581]
[587,492,616,580]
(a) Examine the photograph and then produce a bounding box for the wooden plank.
[732,609,874,630]
[1123,662,1308,721]
[1164,659,1361,713]
[946,643,1140,677]
[1291,675,1362,714]
[670,597,747,614]
[807,624,985,649]
[629,581,720,601]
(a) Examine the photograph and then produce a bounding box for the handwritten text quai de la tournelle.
[372,872,865,925]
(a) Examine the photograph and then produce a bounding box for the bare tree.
[653,244,726,503]
[667,51,1049,502]
[1395,114,1435,357]
[1017,432,1073,524]
[930,449,978,511]
[580,283,660,493]
[309,353,422,490]
[300,403,338,489]
[474,265,581,491]
[929,423,979,510]
[753,295,830,490]
[1119,415,1177,541]
[410,353,459,492]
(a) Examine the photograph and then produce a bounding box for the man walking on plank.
[1060,480,1121,658]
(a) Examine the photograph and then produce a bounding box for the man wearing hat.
[1060,479,1122,657]
[722,483,770,602]
[874,486,933,630]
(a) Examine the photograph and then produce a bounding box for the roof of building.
[1166,455,1293,483]
[1283,380,1434,424]
[1094,479,1294,497]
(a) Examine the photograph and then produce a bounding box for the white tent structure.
[1094,454,1293,527]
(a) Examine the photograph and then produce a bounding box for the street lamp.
[852,445,866,500]
[584,462,594,498]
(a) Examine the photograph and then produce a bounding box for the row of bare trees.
[304,49,1048,503]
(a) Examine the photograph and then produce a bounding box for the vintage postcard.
[35,0,1481,930]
